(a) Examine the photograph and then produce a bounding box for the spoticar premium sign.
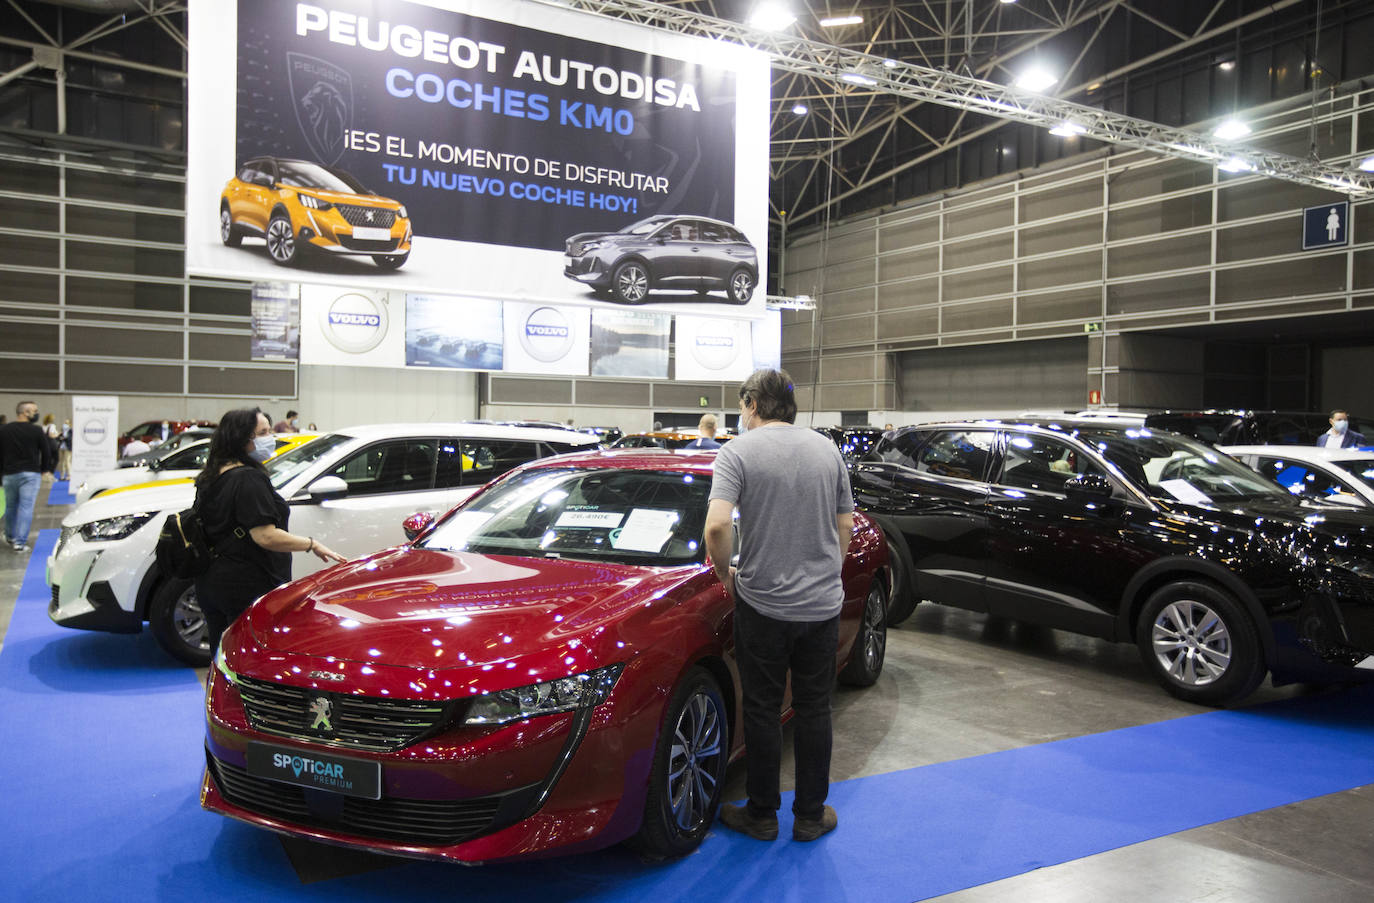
[186,0,770,316]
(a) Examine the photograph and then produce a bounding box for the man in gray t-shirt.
[705,369,853,844]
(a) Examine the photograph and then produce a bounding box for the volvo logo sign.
[692,330,740,371]
[519,306,574,363]
[80,418,108,446]
[320,292,388,354]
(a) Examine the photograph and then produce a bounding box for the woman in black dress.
[194,407,345,650]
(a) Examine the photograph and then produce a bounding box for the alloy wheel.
[617,264,648,302]
[1150,598,1231,686]
[174,585,209,654]
[266,218,294,262]
[860,583,887,673]
[219,209,232,242]
[730,271,753,303]
[667,691,724,831]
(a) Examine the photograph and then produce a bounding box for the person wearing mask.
[704,369,853,844]
[1317,410,1365,449]
[57,419,72,481]
[273,410,300,433]
[1,401,56,552]
[685,413,722,450]
[193,407,345,651]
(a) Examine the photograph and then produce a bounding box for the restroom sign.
[1302,201,1349,250]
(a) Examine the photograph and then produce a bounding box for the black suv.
[563,215,757,305]
[851,418,1374,705]
[1144,410,1374,446]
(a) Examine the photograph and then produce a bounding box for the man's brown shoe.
[792,805,838,842]
[719,803,779,841]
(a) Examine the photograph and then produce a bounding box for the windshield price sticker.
[611,508,681,552]
[555,510,625,529]
[1159,479,1212,506]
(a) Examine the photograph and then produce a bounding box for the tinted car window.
[1258,415,1320,445]
[870,431,927,467]
[999,433,1107,493]
[328,439,436,496]
[156,443,210,471]
[445,440,542,487]
[913,431,995,481]
[667,221,699,241]
[1252,456,1355,502]
[701,221,728,241]
[276,159,366,194]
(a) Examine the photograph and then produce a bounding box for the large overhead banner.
[187,0,770,317]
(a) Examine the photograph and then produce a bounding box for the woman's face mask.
[249,435,275,462]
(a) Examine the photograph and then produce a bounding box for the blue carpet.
[47,480,76,506]
[4,526,1374,902]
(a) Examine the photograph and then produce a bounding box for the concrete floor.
[3,484,1372,900]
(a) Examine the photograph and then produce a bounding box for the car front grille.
[236,675,451,752]
[49,584,59,612]
[207,754,503,846]
[336,236,401,252]
[335,204,396,228]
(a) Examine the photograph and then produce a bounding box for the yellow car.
[89,434,320,502]
[220,157,411,269]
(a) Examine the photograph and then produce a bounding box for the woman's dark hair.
[195,407,265,489]
[739,368,798,424]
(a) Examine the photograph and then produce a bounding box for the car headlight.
[298,194,332,211]
[465,663,623,726]
[397,205,407,218]
[579,241,603,253]
[78,512,156,542]
[214,644,239,685]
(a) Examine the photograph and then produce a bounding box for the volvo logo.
[691,329,741,371]
[519,306,575,363]
[80,418,108,445]
[308,670,345,682]
[309,696,334,733]
[320,292,388,354]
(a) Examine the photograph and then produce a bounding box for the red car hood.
[246,547,693,670]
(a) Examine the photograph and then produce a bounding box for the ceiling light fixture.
[1049,122,1086,137]
[1218,157,1255,173]
[1213,119,1251,140]
[792,103,808,115]
[1359,156,1374,172]
[882,59,898,69]
[1218,60,1236,71]
[747,2,796,31]
[818,15,862,27]
[840,72,877,86]
[1014,67,1057,93]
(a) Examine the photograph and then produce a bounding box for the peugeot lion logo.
[287,52,352,165]
[519,306,575,363]
[320,292,389,354]
[309,696,333,732]
[692,331,740,371]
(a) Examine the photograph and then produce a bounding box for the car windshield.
[265,433,353,490]
[1335,459,1374,494]
[619,216,675,235]
[421,467,711,565]
[275,160,367,194]
[1076,428,1286,504]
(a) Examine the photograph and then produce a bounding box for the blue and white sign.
[300,284,405,367]
[69,395,119,490]
[502,302,589,374]
[674,315,753,381]
[1303,201,1349,250]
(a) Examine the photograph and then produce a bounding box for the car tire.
[148,577,212,667]
[265,210,300,266]
[631,666,729,860]
[611,260,650,304]
[219,204,242,247]
[840,577,887,687]
[1135,580,1265,706]
[727,268,755,304]
[372,252,408,270]
[883,531,919,626]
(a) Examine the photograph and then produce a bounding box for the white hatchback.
[47,423,598,665]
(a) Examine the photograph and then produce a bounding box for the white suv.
[47,423,597,665]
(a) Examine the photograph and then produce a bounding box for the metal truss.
[540,0,1370,228]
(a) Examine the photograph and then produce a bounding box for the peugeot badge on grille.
[365,210,375,222]
[309,696,334,733]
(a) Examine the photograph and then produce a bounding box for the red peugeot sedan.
[201,449,890,863]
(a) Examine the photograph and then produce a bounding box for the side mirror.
[1064,473,1114,499]
[403,511,436,542]
[306,475,348,502]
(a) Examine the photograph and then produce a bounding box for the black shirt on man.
[0,420,55,476]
